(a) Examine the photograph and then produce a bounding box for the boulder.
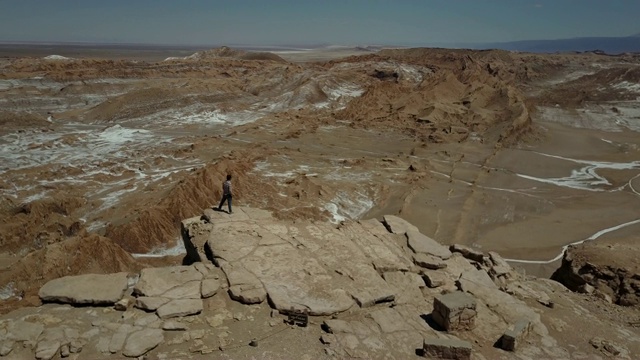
[60,344,70,358]
[500,319,532,351]
[406,230,452,259]
[122,328,164,357]
[432,291,477,331]
[423,271,447,288]
[457,269,498,292]
[413,253,447,269]
[38,273,128,305]
[114,298,131,311]
[201,278,220,298]
[488,251,512,278]
[450,244,484,262]
[382,215,418,234]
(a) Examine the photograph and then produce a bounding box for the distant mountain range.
[474,34,640,54]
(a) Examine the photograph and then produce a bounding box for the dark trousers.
[218,194,232,213]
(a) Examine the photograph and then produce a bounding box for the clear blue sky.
[1,0,639,46]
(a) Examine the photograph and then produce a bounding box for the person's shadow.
[212,207,230,214]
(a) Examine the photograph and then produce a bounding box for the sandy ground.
[1,45,639,303]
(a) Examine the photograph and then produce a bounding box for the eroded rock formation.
[0,207,637,359]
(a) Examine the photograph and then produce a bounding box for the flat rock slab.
[122,328,164,357]
[382,215,418,234]
[422,271,447,288]
[35,340,60,360]
[406,230,452,259]
[7,320,44,342]
[382,271,424,305]
[413,253,447,269]
[457,270,540,325]
[134,266,203,298]
[450,244,484,262]
[370,308,414,333]
[39,273,128,305]
[203,207,250,223]
[162,320,188,331]
[206,208,408,315]
[223,263,267,305]
[157,299,203,319]
[135,297,170,311]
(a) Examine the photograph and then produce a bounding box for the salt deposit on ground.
[0,282,16,300]
[613,81,640,93]
[538,105,640,132]
[131,237,186,258]
[516,152,640,192]
[43,54,73,60]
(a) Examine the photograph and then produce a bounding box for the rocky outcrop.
[552,245,640,306]
[16,262,223,358]
[196,208,405,314]
[2,207,640,359]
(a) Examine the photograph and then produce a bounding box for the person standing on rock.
[217,174,233,214]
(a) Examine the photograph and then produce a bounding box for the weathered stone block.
[423,272,447,288]
[488,251,512,278]
[134,296,170,311]
[201,278,220,298]
[432,291,477,331]
[407,230,452,259]
[382,215,418,234]
[413,253,447,270]
[322,319,354,334]
[114,297,130,311]
[449,244,484,262]
[422,338,472,359]
[39,273,129,305]
[500,319,532,351]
